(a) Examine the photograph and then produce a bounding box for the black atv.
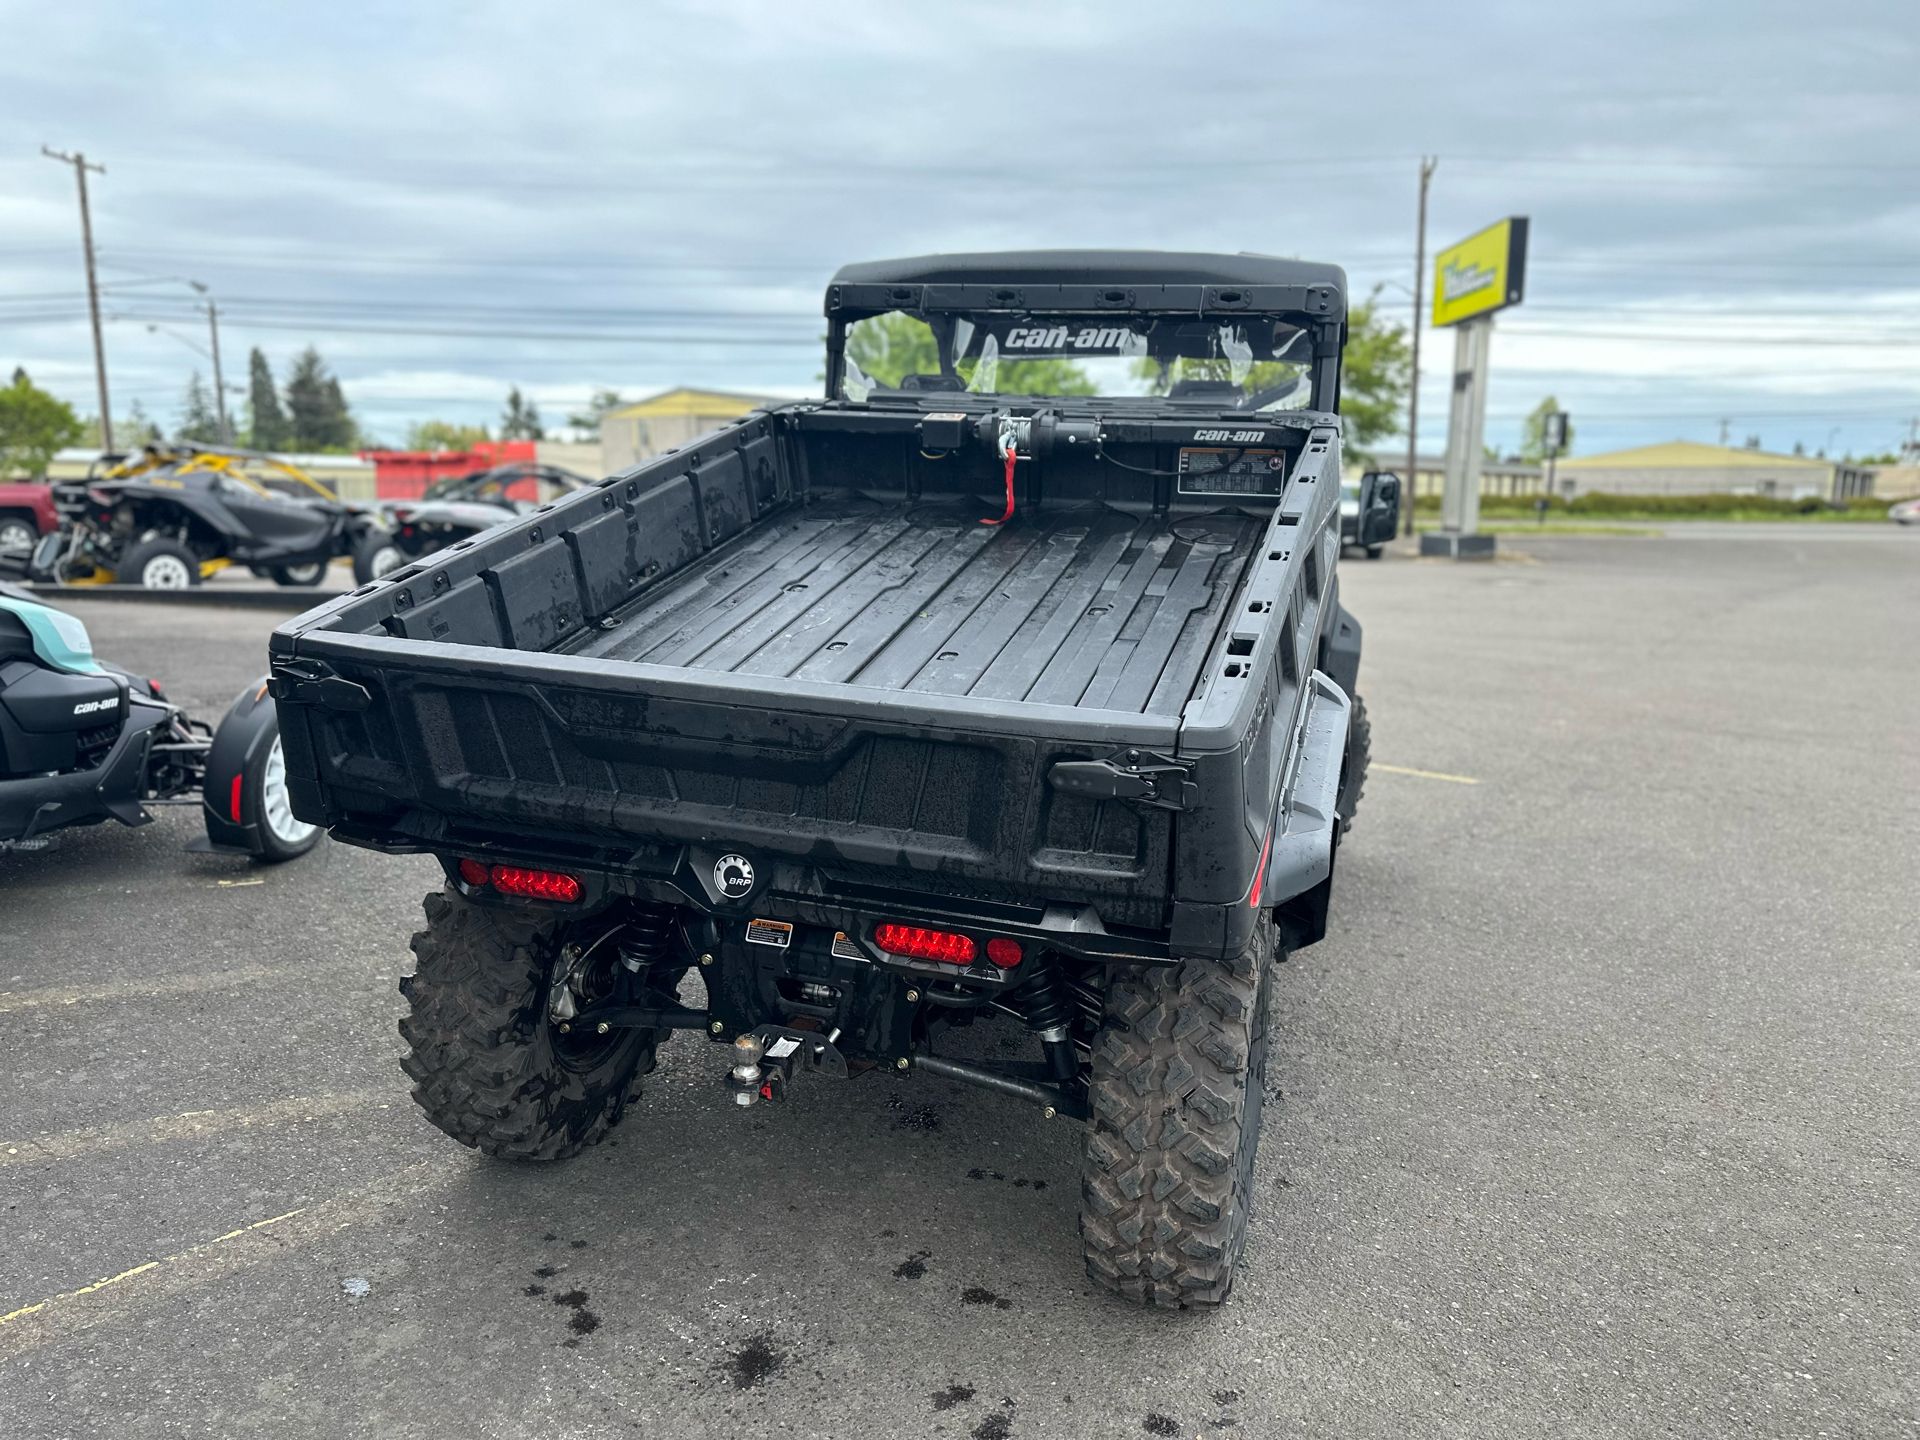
[369,463,593,570]
[0,582,319,860]
[27,444,399,591]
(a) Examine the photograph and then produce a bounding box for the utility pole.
[42,146,113,454]
[204,299,231,443]
[1404,155,1437,537]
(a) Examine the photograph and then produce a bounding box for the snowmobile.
[0,581,318,860]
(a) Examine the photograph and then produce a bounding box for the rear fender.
[1265,669,1350,949]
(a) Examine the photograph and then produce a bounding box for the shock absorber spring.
[1016,958,1080,1083]
[618,903,678,974]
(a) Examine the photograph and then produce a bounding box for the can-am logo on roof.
[1003,325,1136,351]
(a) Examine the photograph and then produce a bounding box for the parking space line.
[0,961,359,1014]
[1,1088,393,1168]
[1374,763,1481,785]
[0,1157,464,1361]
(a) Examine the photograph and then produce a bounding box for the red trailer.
[363,441,537,500]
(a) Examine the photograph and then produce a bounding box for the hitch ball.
[726,1033,767,1107]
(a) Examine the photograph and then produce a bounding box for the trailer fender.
[196,677,279,854]
[1265,670,1350,948]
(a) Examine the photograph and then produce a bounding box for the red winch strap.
[981,444,1017,526]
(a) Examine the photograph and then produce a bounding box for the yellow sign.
[1432,217,1529,327]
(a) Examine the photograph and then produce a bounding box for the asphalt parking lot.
[2,526,1914,1439]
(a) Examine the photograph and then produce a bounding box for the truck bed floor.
[572,497,1259,716]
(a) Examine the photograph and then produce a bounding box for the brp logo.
[713,853,756,900]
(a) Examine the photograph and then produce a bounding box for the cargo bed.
[567,496,1260,717]
[272,394,1345,939]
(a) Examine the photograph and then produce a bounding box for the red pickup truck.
[0,482,58,554]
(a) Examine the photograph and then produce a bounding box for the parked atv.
[371,463,592,570]
[28,444,399,590]
[0,581,318,859]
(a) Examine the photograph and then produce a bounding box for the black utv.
[270,250,1397,1309]
[365,463,593,574]
[30,444,398,589]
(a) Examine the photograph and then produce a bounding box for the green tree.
[566,388,626,437]
[405,419,491,451]
[499,386,545,441]
[1339,287,1412,458]
[284,347,357,451]
[845,312,939,385]
[1519,396,1575,462]
[246,348,289,451]
[0,368,85,476]
[175,371,222,443]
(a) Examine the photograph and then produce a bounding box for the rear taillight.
[985,937,1023,968]
[874,924,976,964]
[457,859,581,902]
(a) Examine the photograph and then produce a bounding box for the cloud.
[4,0,1915,456]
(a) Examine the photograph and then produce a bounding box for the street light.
[124,276,232,444]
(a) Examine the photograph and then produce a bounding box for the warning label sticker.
[745,918,793,948]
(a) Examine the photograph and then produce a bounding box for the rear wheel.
[1080,912,1276,1309]
[271,561,326,586]
[399,892,664,1161]
[351,529,406,585]
[120,538,200,589]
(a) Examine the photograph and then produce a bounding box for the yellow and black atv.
[27,443,398,590]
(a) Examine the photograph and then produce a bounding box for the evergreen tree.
[122,400,160,449]
[499,386,545,441]
[284,346,356,451]
[0,368,86,475]
[566,388,625,437]
[176,371,222,443]
[247,348,288,451]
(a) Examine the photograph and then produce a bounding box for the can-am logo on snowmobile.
[713,853,756,899]
[72,697,115,716]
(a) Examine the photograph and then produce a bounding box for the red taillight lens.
[985,937,1023,968]
[458,857,490,887]
[874,923,976,964]
[228,774,244,824]
[488,865,581,902]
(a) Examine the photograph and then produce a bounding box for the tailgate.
[273,632,1183,926]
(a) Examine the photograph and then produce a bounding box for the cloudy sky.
[4,0,1915,460]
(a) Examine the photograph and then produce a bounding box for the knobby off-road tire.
[1336,691,1370,833]
[398,890,658,1161]
[1081,911,1277,1309]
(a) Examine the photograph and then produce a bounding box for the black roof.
[832,249,1346,297]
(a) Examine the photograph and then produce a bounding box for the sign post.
[1542,409,1569,500]
[1423,216,1529,560]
